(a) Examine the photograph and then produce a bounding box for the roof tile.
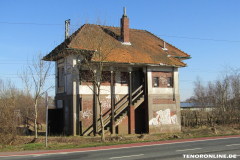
[43,24,190,67]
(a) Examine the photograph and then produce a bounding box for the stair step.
[115,110,128,121]
[83,89,145,135]
[134,95,144,109]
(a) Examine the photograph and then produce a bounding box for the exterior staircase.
[83,85,145,135]
[23,117,44,135]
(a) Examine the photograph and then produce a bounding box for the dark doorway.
[48,109,63,135]
[132,68,144,92]
[135,105,146,134]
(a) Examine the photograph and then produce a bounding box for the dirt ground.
[9,124,240,146]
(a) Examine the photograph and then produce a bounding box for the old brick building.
[43,8,191,136]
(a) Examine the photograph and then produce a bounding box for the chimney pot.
[123,7,127,17]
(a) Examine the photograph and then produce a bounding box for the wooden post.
[129,71,135,134]
[129,71,132,106]
[172,67,175,101]
[111,70,115,135]
[93,67,98,136]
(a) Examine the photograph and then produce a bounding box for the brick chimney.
[121,7,130,44]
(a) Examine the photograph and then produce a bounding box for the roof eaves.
[174,56,192,60]
[43,24,89,61]
[90,61,186,68]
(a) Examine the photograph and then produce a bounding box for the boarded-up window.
[58,67,65,87]
[121,72,129,86]
[101,71,115,86]
[81,70,115,86]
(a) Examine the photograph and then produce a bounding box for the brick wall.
[81,99,93,129]
[117,115,128,134]
[153,99,175,104]
[152,71,173,88]
[81,95,120,133]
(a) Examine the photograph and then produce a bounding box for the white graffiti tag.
[116,114,127,126]
[101,99,111,111]
[101,95,120,111]
[81,108,93,119]
[149,109,177,125]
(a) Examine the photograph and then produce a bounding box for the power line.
[0,21,79,27]
[0,76,55,79]
[156,34,240,43]
[0,73,55,76]
[0,22,63,26]
[1,21,240,43]
[0,60,28,61]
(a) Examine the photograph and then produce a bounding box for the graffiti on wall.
[149,109,177,125]
[80,108,93,119]
[81,95,121,119]
[101,99,111,111]
[101,95,120,111]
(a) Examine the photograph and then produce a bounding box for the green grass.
[0,131,240,152]
[23,143,45,150]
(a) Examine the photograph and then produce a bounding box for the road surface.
[1,135,240,160]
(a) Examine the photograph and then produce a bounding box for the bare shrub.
[0,79,18,144]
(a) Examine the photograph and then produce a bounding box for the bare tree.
[20,52,52,139]
[73,26,118,141]
[193,76,207,110]
[190,66,240,126]
[62,17,120,141]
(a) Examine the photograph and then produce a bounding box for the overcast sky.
[1,0,240,101]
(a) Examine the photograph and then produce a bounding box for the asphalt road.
[1,136,240,160]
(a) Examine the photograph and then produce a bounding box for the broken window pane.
[167,77,171,87]
[154,77,159,87]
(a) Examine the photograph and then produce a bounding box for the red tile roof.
[43,24,190,67]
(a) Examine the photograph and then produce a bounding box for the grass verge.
[0,125,240,152]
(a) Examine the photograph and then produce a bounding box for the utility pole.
[65,19,70,39]
[45,92,48,147]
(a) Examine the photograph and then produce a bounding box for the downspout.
[173,67,175,101]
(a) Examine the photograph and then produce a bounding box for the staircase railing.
[132,85,143,102]
[26,117,42,130]
[97,84,144,132]
[97,94,129,131]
